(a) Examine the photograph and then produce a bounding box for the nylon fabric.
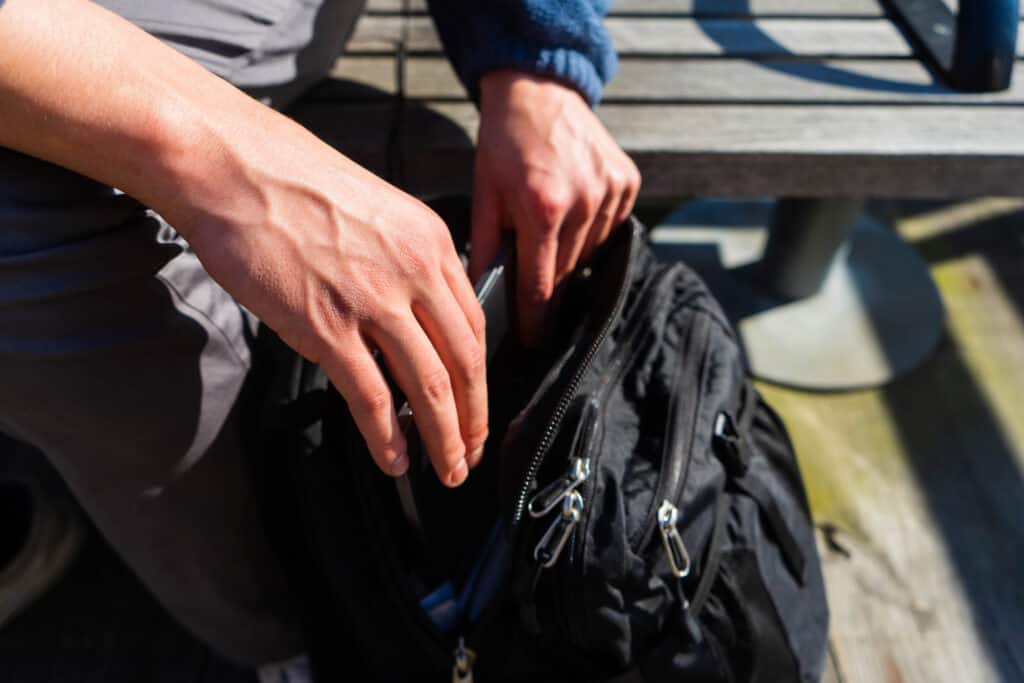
[263,203,829,681]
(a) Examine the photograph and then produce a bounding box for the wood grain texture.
[753,200,1024,682]
[366,0,888,16]
[288,94,1024,198]
[337,1,1024,197]
[394,16,920,57]
[364,0,1024,18]
[347,15,403,53]
[328,55,398,96]
[400,56,1024,103]
[408,102,1024,155]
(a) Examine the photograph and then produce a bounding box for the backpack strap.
[713,407,807,585]
[689,489,731,616]
[728,474,806,584]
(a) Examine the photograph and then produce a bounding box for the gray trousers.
[0,0,365,664]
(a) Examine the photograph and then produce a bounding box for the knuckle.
[456,340,487,383]
[401,223,448,275]
[375,439,404,464]
[467,304,486,340]
[605,169,627,196]
[441,442,467,468]
[356,385,392,416]
[464,423,490,451]
[421,365,453,404]
[372,305,407,331]
[405,248,436,277]
[584,187,606,214]
[626,160,642,191]
[528,185,571,225]
[523,277,554,305]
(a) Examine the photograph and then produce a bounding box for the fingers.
[554,197,594,280]
[470,176,503,281]
[419,265,489,470]
[514,198,563,344]
[444,254,487,349]
[614,153,642,226]
[321,341,408,477]
[372,312,473,488]
[579,153,642,263]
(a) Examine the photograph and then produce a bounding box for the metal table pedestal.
[651,198,945,391]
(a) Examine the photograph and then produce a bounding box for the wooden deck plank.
[328,56,398,96]
[749,201,1024,683]
[366,0,888,16]
[399,56,1024,103]
[347,15,404,53]
[758,356,1012,681]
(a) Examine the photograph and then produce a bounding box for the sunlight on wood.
[753,199,1024,683]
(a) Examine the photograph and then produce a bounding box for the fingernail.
[468,445,484,469]
[390,453,408,476]
[447,458,468,487]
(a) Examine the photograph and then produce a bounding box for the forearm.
[0,0,303,235]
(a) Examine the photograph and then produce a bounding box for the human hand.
[182,113,488,487]
[0,0,486,487]
[471,70,641,343]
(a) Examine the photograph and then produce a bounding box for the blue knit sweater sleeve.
[424,0,618,107]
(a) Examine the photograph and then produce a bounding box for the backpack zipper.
[527,397,599,519]
[631,312,713,555]
[533,490,585,568]
[511,222,642,526]
[451,636,475,682]
[657,499,692,579]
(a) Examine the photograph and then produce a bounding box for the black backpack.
[257,201,829,682]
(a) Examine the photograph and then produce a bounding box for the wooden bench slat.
[395,17,916,57]
[365,0,1024,19]
[398,56,1024,104]
[365,0,887,17]
[389,102,1024,197]
[407,101,1024,155]
[351,16,1024,59]
[604,18,914,57]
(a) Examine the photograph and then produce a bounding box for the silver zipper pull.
[528,398,600,518]
[527,457,591,518]
[451,636,475,683]
[657,500,691,579]
[534,490,584,568]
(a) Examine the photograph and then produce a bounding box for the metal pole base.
[651,199,945,391]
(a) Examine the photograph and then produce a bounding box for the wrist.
[479,69,587,114]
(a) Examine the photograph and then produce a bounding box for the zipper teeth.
[634,313,713,554]
[512,226,640,526]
